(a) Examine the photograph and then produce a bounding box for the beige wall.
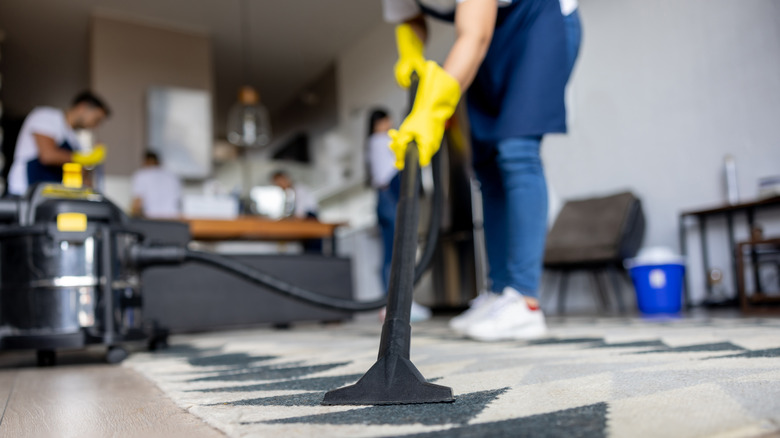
[0,1,90,117]
[90,15,213,176]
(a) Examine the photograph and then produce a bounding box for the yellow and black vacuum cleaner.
[0,165,165,365]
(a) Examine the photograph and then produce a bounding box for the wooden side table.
[679,196,780,308]
[735,237,780,315]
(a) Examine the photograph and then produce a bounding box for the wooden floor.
[0,348,224,438]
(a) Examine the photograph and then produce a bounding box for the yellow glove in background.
[394,24,426,89]
[389,61,461,170]
[72,144,106,168]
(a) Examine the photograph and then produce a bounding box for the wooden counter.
[182,216,342,241]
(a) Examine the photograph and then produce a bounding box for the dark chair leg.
[620,268,632,286]
[776,261,780,292]
[557,270,570,315]
[622,268,636,310]
[607,266,627,314]
[599,270,613,312]
[590,269,611,314]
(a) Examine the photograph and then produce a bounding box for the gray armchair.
[544,191,645,314]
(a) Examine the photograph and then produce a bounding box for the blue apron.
[418,0,568,142]
[26,139,75,186]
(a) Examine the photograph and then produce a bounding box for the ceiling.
[0,0,384,130]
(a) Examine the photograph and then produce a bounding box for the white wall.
[543,0,780,304]
[323,1,780,309]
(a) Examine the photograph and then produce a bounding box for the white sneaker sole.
[448,298,498,334]
[467,323,548,342]
[448,319,473,335]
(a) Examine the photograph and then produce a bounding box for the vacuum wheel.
[37,349,57,367]
[105,346,129,364]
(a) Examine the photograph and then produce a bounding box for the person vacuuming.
[384,0,581,341]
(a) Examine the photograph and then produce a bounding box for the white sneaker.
[410,301,432,323]
[465,287,547,342]
[379,301,432,323]
[448,292,500,334]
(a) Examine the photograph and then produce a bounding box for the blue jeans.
[474,137,547,298]
[376,174,401,292]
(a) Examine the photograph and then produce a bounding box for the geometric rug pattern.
[125,317,780,437]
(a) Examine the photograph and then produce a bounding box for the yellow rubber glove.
[394,24,426,89]
[388,61,461,170]
[72,144,106,168]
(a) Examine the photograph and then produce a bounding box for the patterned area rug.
[125,317,780,437]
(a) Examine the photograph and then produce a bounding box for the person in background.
[383,0,581,341]
[131,151,181,219]
[366,108,432,323]
[271,170,319,219]
[271,170,322,253]
[7,91,109,195]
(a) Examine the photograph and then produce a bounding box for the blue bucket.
[629,263,685,314]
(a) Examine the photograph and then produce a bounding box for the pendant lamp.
[227,0,271,148]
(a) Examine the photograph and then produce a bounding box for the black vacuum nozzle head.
[322,355,454,405]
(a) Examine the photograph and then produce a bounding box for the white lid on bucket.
[625,246,685,269]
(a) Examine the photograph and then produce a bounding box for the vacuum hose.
[182,157,444,311]
[130,164,444,313]
[129,245,388,311]
[184,250,388,312]
[413,149,443,285]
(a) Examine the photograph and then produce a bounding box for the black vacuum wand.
[321,75,455,405]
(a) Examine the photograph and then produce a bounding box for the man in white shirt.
[271,170,322,253]
[7,91,109,195]
[131,151,182,219]
[271,170,318,219]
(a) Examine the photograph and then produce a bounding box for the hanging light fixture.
[227,85,271,147]
[227,0,272,148]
